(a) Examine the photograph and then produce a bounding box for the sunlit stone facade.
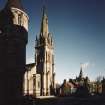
[24,63,41,96]
[24,7,56,97]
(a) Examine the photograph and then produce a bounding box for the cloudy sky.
[0,0,105,83]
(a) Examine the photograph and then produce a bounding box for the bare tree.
[96,76,103,83]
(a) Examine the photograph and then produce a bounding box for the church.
[0,1,55,104]
[24,6,56,97]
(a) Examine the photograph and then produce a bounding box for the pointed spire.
[40,6,49,38]
[79,66,83,79]
[36,35,38,41]
[42,6,47,17]
[5,0,24,11]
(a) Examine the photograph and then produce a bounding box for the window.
[48,54,50,62]
[38,81,40,89]
[18,14,21,25]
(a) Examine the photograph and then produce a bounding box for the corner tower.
[0,0,28,105]
[35,6,55,96]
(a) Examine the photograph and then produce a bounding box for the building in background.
[58,67,90,96]
[58,67,105,97]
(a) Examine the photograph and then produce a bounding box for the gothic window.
[47,53,50,63]
[52,55,54,64]
[38,81,40,89]
[33,74,36,88]
[46,52,47,62]
[37,55,40,63]
[48,54,50,62]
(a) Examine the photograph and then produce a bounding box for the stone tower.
[35,6,55,96]
[0,0,28,105]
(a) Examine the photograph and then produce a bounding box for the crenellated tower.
[0,0,29,104]
[35,6,55,96]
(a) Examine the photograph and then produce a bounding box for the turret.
[5,0,23,10]
[0,0,29,105]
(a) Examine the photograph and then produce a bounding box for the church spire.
[5,0,24,11]
[79,66,83,79]
[40,6,49,38]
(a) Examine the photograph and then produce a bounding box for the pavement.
[36,95,56,99]
[35,96,105,105]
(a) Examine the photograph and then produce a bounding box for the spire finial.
[42,5,47,18]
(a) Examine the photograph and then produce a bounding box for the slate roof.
[26,63,35,67]
[26,63,35,71]
[5,0,24,11]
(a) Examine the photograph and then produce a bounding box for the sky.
[0,0,105,83]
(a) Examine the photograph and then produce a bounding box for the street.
[35,96,105,105]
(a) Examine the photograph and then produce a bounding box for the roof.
[61,82,75,88]
[5,0,24,11]
[67,82,75,88]
[26,63,35,70]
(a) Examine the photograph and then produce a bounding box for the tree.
[95,76,103,94]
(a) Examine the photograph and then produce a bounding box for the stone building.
[0,0,28,105]
[24,6,56,97]
[24,63,41,96]
[102,78,105,94]
[58,67,90,96]
[60,79,75,96]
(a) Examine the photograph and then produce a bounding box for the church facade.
[24,7,56,97]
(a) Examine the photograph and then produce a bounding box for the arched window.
[18,14,21,25]
[38,81,40,88]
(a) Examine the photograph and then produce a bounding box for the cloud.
[81,62,90,70]
[80,62,95,70]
